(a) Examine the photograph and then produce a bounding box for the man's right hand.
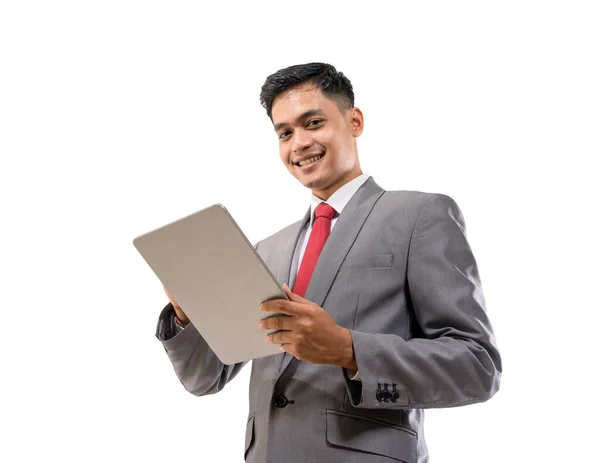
[163,285,190,325]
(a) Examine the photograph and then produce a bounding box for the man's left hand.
[259,284,357,370]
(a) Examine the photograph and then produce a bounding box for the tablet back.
[133,204,286,364]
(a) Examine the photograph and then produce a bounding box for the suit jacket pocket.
[244,414,255,460]
[340,253,394,269]
[326,410,417,463]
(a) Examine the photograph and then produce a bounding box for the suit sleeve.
[156,304,248,396]
[344,194,502,409]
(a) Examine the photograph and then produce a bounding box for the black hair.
[260,62,354,119]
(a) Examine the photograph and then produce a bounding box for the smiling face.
[271,83,364,200]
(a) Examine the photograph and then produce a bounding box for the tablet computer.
[133,204,287,365]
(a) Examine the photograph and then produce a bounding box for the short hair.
[260,63,354,120]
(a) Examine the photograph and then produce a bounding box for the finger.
[282,283,309,304]
[173,305,187,318]
[259,315,293,331]
[266,330,293,345]
[163,285,180,309]
[163,285,174,302]
[260,300,304,316]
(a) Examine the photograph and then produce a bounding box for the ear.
[348,107,364,137]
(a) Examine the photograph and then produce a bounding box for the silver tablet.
[133,204,287,365]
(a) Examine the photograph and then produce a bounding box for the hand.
[259,284,357,369]
[163,285,189,325]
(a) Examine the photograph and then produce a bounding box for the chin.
[302,178,333,197]
[299,172,324,188]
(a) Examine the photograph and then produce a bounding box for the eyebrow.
[273,109,325,132]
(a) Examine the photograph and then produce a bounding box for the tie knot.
[315,202,336,220]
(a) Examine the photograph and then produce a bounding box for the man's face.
[271,83,363,199]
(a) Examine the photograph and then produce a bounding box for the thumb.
[282,283,305,302]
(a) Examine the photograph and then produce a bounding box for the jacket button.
[274,395,293,408]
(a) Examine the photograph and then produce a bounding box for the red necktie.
[292,202,337,298]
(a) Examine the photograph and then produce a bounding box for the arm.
[344,194,502,409]
[156,303,248,396]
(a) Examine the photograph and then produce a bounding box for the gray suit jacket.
[156,178,502,463]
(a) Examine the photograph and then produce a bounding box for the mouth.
[294,154,325,169]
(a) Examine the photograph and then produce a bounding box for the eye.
[278,130,291,140]
[306,119,324,128]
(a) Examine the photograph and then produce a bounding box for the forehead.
[271,84,339,125]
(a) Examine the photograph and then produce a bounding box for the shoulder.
[377,189,460,216]
[373,190,466,235]
[255,216,306,255]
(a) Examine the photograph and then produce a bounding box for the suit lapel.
[277,177,386,374]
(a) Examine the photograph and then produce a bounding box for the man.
[156,63,502,463]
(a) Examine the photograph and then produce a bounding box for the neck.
[312,170,363,200]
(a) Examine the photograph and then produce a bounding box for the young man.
[156,63,502,463]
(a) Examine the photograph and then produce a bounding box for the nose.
[291,129,313,153]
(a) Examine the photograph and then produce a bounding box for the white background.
[1,1,598,462]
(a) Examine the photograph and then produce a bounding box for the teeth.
[298,155,323,167]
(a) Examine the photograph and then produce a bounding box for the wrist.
[174,313,189,328]
[337,328,357,370]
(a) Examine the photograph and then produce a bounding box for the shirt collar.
[309,173,371,227]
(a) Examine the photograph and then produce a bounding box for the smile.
[296,154,324,167]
